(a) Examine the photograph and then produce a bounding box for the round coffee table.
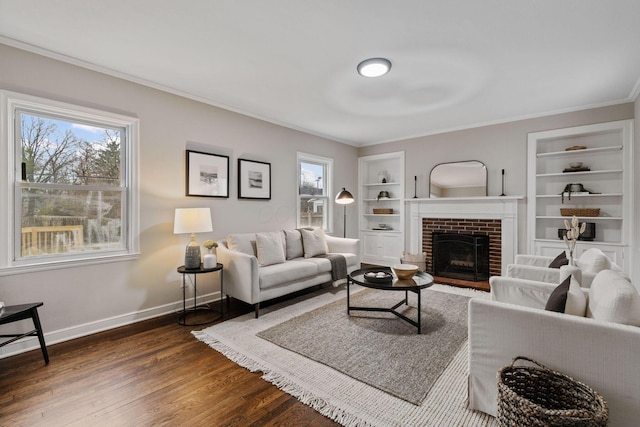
[347,267,434,334]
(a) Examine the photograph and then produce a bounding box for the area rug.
[257,288,469,405]
[193,284,497,427]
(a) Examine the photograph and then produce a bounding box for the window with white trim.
[297,153,332,230]
[1,91,139,271]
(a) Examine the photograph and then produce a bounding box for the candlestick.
[413,175,418,198]
[500,169,506,196]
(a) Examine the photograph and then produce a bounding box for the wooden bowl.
[392,264,419,280]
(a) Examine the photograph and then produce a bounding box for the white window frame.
[296,152,333,232]
[0,90,140,275]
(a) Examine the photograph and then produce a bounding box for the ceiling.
[1,1,639,147]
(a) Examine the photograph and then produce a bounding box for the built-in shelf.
[527,120,633,272]
[358,152,405,266]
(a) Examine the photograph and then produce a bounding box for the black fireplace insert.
[432,232,489,281]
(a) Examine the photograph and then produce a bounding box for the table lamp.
[335,188,354,238]
[174,208,213,269]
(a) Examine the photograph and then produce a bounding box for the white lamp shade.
[173,208,213,234]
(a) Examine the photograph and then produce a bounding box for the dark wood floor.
[0,296,339,427]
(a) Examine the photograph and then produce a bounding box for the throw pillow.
[576,248,611,274]
[227,233,257,256]
[300,228,329,258]
[587,270,640,326]
[255,232,286,266]
[548,251,568,268]
[283,229,304,259]
[545,275,587,316]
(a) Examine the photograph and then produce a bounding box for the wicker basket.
[372,208,393,214]
[497,356,608,427]
[560,208,600,217]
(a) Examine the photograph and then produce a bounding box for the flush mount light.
[357,57,392,77]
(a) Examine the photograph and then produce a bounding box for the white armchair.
[468,271,640,427]
[506,248,621,288]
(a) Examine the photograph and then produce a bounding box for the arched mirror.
[429,161,487,198]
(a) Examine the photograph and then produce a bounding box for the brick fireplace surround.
[422,218,502,277]
[406,197,522,276]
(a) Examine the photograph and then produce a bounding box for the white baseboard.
[0,292,222,359]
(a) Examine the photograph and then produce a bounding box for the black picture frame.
[186,150,230,198]
[238,158,271,200]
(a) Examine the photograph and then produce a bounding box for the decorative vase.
[203,249,217,268]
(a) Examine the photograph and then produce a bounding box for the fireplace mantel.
[406,196,523,275]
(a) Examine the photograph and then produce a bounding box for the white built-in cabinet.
[358,152,405,266]
[527,120,633,274]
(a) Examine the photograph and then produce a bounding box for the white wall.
[0,43,358,355]
[358,103,635,265]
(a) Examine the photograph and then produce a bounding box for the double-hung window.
[297,153,332,231]
[1,91,139,272]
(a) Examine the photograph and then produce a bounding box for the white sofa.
[506,248,621,288]
[468,270,640,426]
[217,229,360,317]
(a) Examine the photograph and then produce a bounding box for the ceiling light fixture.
[357,58,392,77]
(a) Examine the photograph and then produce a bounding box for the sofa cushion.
[545,274,587,316]
[548,251,568,268]
[255,232,286,266]
[576,248,611,274]
[587,270,640,326]
[258,260,319,289]
[300,228,329,258]
[227,233,257,256]
[283,229,304,259]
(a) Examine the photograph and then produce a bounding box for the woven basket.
[373,208,393,214]
[560,208,600,217]
[497,357,608,427]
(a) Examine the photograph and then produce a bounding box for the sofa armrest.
[514,254,554,267]
[468,299,640,425]
[489,276,558,309]
[326,235,359,255]
[506,263,562,283]
[217,242,259,305]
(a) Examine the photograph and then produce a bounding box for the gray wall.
[0,43,358,351]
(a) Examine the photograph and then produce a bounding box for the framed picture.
[186,150,229,198]
[238,158,271,200]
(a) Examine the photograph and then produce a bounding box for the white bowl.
[392,264,419,280]
[569,162,583,168]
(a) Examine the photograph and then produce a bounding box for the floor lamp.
[335,188,354,238]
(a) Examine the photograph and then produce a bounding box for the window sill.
[0,252,141,277]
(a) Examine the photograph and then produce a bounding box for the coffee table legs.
[347,284,423,334]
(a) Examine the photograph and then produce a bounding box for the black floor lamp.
[335,187,354,238]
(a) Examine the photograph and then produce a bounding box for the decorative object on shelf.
[335,187,354,238]
[565,145,587,151]
[186,150,230,198]
[558,223,595,241]
[560,183,599,203]
[500,169,506,196]
[413,175,418,198]
[563,215,587,264]
[376,190,391,201]
[563,162,590,173]
[560,208,600,217]
[202,239,218,268]
[238,158,271,199]
[373,208,393,214]
[174,208,213,269]
[377,170,389,183]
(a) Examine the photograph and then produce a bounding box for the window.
[1,91,139,272]
[297,153,333,230]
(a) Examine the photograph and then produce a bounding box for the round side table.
[176,263,224,326]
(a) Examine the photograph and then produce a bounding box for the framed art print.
[186,150,229,198]
[238,158,271,200]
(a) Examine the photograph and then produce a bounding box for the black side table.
[177,263,224,326]
[0,302,49,364]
